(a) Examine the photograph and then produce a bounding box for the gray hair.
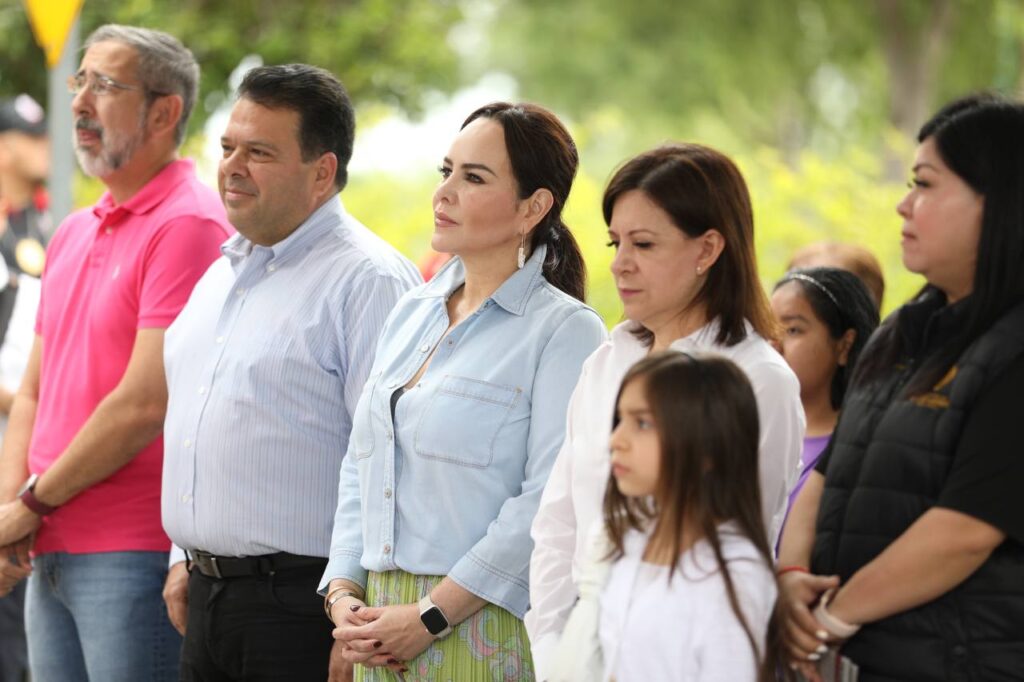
[85,24,199,145]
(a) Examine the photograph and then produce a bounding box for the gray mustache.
[75,119,103,136]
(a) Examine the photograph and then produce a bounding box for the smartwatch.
[18,474,58,516]
[418,594,452,638]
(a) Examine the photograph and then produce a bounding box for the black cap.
[0,95,47,136]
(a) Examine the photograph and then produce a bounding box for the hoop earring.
[517,232,526,269]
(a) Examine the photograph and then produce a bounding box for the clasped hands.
[330,597,436,675]
[780,571,851,682]
[0,499,40,597]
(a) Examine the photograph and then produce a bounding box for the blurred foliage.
[24,0,966,328]
[337,144,921,326]
[487,0,1023,156]
[69,120,923,327]
[74,148,919,322]
[178,143,913,327]
[0,0,464,132]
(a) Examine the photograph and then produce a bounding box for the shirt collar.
[92,158,195,221]
[414,243,548,316]
[897,286,969,356]
[221,195,344,268]
[610,317,734,349]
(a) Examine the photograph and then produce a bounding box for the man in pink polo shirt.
[0,25,229,682]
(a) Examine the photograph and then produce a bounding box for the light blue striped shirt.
[318,245,608,617]
[161,197,421,562]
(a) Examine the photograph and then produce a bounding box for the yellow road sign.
[24,0,85,69]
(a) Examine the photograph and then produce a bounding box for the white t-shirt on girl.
[598,522,777,682]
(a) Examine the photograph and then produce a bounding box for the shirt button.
[198,387,207,395]
[267,264,276,272]
[180,494,191,503]
[383,544,391,554]
[183,439,192,448]
[419,343,430,352]
[216,336,224,344]
[235,288,245,296]
[384,488,392,499]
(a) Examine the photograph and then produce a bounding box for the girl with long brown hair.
[596,351,782,681]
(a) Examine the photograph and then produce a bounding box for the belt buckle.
[193,551,223,579]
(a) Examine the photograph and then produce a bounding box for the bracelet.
[812,589,860,640]
[776,565,809,577]
[323,588,363,623]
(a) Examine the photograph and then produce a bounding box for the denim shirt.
[319,245,608,617]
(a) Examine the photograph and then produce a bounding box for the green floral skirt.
[354,570,535,682]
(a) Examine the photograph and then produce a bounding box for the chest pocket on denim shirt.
[351,370,381,460]
[414,374,522,468]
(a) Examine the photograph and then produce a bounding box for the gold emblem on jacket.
[910,366,957,409]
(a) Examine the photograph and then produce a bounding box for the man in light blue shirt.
[160,64,420,682]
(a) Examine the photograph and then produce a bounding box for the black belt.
[187,550,327,579]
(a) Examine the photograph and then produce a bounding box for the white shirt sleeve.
[746,359,805,546]
[169,543,187,567]
[526,368,587,680]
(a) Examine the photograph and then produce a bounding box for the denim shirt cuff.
[448,550,530,618]
[317,551,368,595]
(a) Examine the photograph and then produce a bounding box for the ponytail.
[535,219,586,302]
[462,101,587,302]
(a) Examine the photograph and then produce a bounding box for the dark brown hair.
[602,144,777,346]
[462,102,586,301]
[238,64,355,190]
[603,351,784,681]
[774,267,880,409]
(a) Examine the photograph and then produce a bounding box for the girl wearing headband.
[770,267,879,513]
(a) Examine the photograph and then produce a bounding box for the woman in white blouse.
[526,143,804,678]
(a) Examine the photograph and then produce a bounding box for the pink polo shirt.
[31,159,231,554]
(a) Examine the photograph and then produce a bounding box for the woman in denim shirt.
[321,102,607,681]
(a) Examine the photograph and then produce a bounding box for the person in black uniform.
[0,95,50,347]
[778,93,1024,682]
[0,93,49,682]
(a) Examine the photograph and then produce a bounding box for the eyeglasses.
[67,72,145,97]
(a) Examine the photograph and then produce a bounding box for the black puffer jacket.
[812,292,1024,682]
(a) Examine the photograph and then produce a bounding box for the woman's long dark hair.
[855,93,1024,394]
[602,144,777,347]
[462,102,587,301]
[774,267,880,409]
[603,351,785,682]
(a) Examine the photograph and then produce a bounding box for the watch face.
[420,606,449,635]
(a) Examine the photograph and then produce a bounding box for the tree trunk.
[876,0,954,179]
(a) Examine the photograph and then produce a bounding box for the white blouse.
[598,525,778,682]
[526,320,803,679]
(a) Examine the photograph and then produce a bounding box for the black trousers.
[180,562,333,681]
[0,581,28,682]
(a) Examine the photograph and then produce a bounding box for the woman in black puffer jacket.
[778,93,1024,682]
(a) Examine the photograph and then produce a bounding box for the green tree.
[0,0,465,131]
[487,0,1023,160]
